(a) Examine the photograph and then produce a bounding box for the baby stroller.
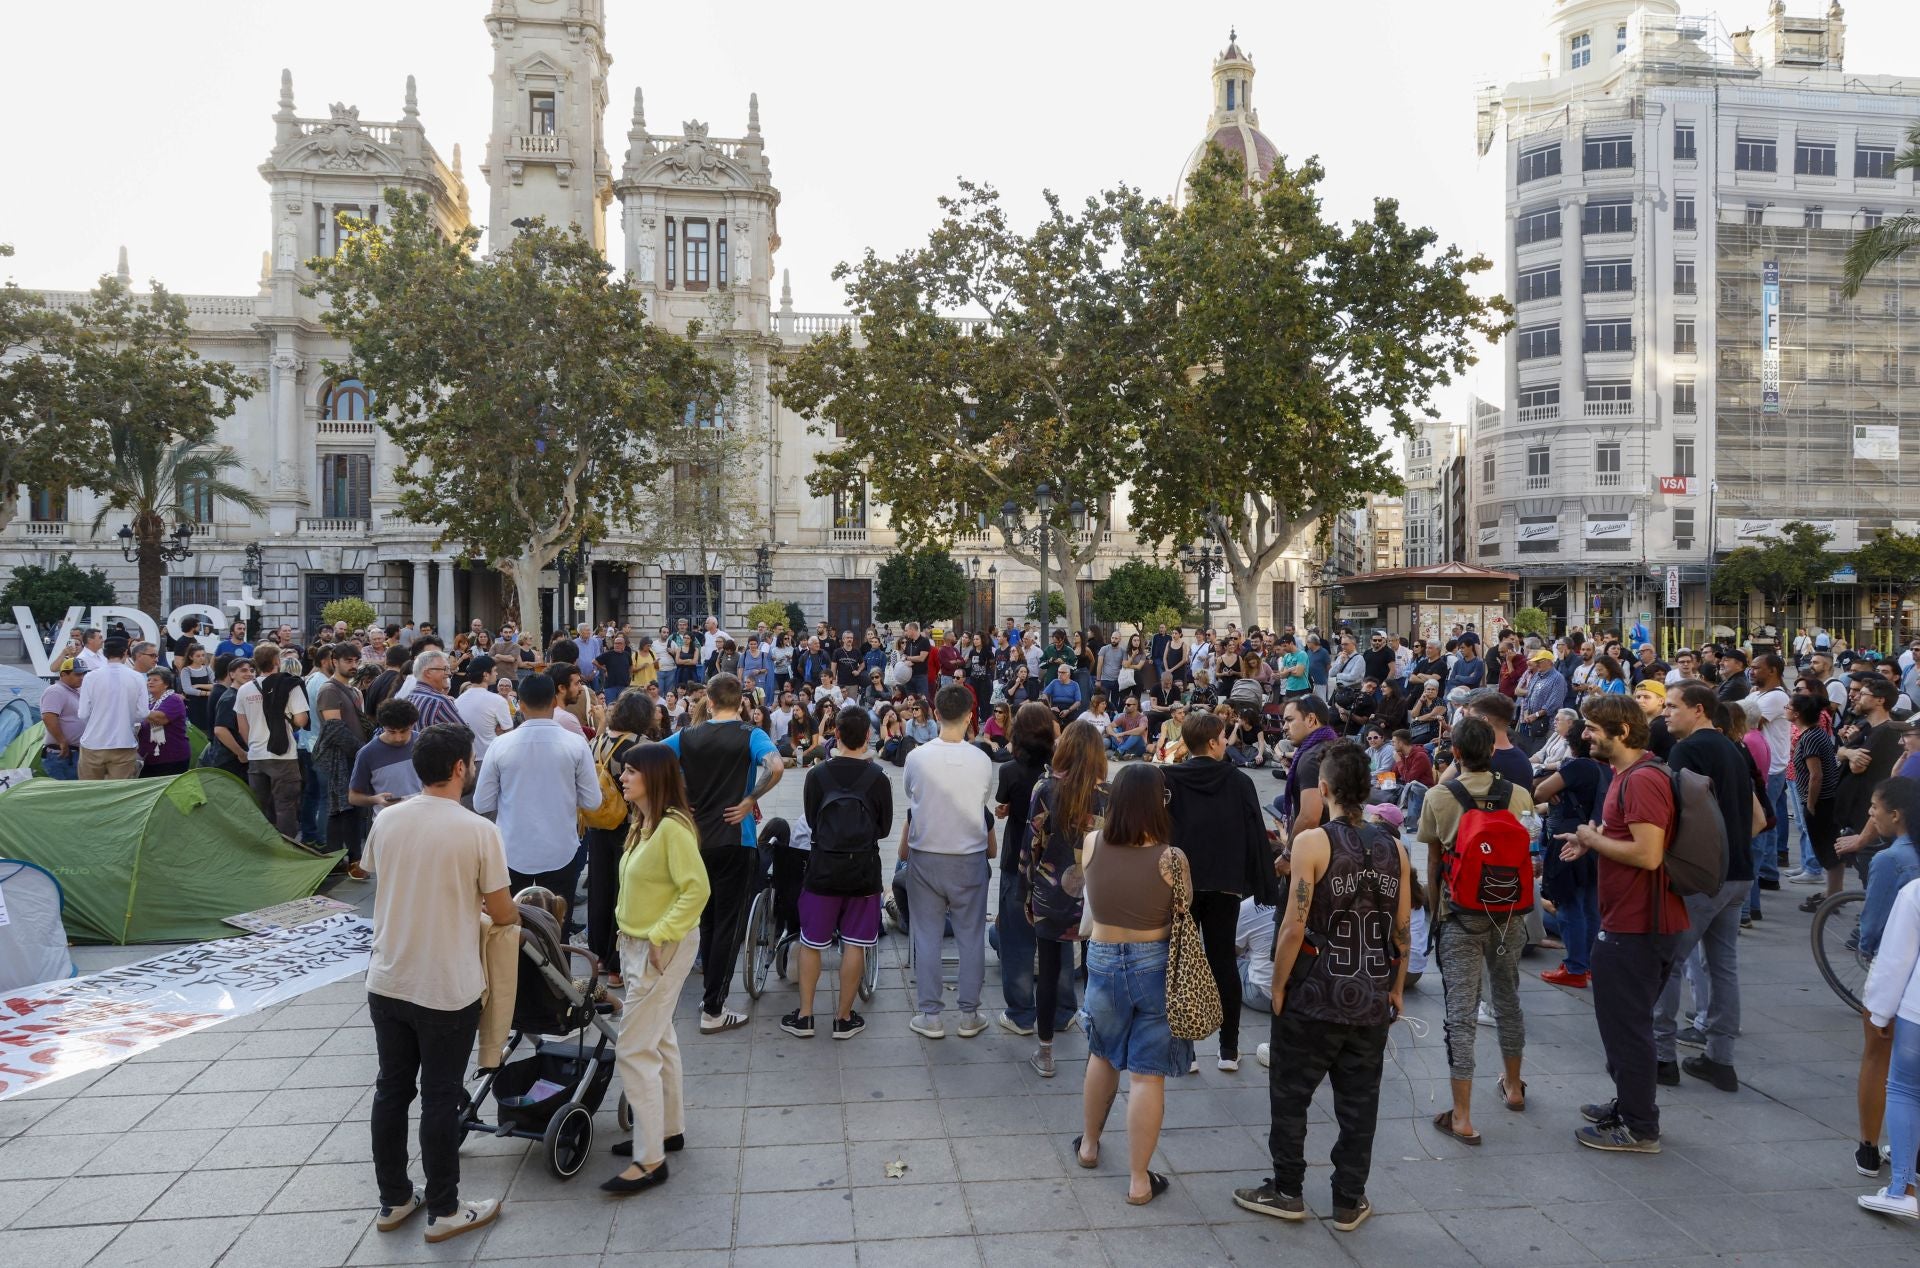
[457,904,622,1180]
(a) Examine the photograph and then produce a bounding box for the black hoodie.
[1163,756,1279,904]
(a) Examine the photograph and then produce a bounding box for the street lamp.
[241,542,264,591]
[1177,532,1226,629]
[1000,482,1086,650]
[117,522,196,564]
[755,543,774,599]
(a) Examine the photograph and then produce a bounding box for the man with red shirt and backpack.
[1560,692,1691,1153]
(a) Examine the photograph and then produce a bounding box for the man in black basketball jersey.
[1233,741,1409,1234]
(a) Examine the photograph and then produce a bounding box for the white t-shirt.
[1236,898,1276,996]
[903,737,993,854]
[365,795,510,1011]
[455,687,515,758]
[1754,685,1791,775]
[235,678,311,761]
[1079,710,1114,737]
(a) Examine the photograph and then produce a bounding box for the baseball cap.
[1635,679,1668,699]
[56,654,89,675]
[1528,649,1554,664]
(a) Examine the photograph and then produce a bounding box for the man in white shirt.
[363,724,515,1244]
[453,657,513,761]
[74,627,108,673]
[235,644,311,837]
[75,636,147,779]
[1235,896,1277,1012]
[902,684,995,1040]
[472,670,600,900]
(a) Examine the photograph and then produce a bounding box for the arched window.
[324,378,370,421]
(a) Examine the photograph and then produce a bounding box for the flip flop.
[1125,1171,1171,1206]
[1498,1077,1527,1112]
[1433,1109,1483,1145]
[1071,1134,1099,1169]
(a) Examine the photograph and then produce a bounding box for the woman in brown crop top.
[1074,763,1192,1207]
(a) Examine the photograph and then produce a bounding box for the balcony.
[1584,400,1633,418]
[828,527,869,544]
[1595,472,1623,488]
[21,520,71,542]
[511,132,570,159]
[298,517,370,537]
[318,420,376,439]
[1517,404,1560,424]
[1525,475,1552,491]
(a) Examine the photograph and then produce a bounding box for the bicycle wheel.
[1811,889,1869,1013]
[744,890,773,1000]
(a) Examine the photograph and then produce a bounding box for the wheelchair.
[742,817,878,1003]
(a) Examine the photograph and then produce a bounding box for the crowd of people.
[30,606,1920,1237]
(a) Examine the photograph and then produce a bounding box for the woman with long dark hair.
[586,692,655,988]
[994,702,1060,1036]
[1075,762,1189,1205]
[1533,726,1608,988]
[1024,721,1107,1077]
[604,743,710,1194]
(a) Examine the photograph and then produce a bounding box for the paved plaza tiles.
[1,761,1915,1266]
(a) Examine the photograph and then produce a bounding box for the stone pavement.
[1,759,1917,1266]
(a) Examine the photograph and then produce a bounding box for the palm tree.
[89,437,265,618]
[1843,121,1920,295]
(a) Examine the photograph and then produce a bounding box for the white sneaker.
[699,1010,748,1034]
[997,1011,1036,1036]
[1256,1043,1272,1068]
[376,1189,423,1232]
[1189,1058,1200,1074]
[1477,1002,1497,1025]
[423,1198,500,1243]
[910,1013,945,1039]
[1858,1186,1920,1219]
[1788,872,1826,886]
[1218,1054,1240,1072]
[955,1012,989,1038]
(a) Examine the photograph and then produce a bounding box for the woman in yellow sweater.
[603,742,711,1194]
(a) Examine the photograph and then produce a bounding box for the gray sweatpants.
[1652,877,1746,1066]
[906,848,990,1018]
[1436,910,1528,1082]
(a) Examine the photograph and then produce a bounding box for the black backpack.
[807,763,885,896]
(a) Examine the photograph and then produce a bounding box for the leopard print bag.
[1163,847,1223,1041]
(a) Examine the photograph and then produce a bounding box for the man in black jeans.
[364,724,518,1243]
[1165,710,1279,1071]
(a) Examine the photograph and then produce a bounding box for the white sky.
[6,0,1920,430]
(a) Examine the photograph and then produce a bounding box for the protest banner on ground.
[0,911,370,1099]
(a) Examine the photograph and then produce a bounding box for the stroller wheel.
[616,1092,633,1133]
[544,1102,594,1180]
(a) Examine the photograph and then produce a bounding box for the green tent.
[0,722,211,776]
[0,768,338,943]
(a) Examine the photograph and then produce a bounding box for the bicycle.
[1810,889,1869,1013]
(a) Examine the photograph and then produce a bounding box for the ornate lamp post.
[755,543,774,600]
[1177,530,1226,631]
[1000,482,1085,650]
[117,522,196,564]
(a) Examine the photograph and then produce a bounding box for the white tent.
[0,859,73,991]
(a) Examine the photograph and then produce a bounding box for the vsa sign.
[11,587,264,678]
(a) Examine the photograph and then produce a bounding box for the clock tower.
[480,0,613,251]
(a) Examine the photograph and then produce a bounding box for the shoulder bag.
[1164,846,1224,1041]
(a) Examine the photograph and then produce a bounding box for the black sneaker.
[1657,1060,1680,1087]
[1331,1196,1373,1232]
[780,1011,814,1038]
[1675,1026,1707,1050]
[1580,1099,1620,1125]
[1576,1122,1661,1153]
[1739,913,1753,929]
[1798,895,1824,914]
[1857,1140,1890,1176]
[1681,1055,1739,1093]
[1757,876,1781,891]
[832,1012,866,1040]
[1231,1182,1307,1221]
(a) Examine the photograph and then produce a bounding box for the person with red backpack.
[1418,716,1536,1145]
[1559,693,1692,1153]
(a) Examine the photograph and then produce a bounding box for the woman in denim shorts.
[1073,762,1191,1206]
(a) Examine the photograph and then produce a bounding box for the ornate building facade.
[5,7,1319,640]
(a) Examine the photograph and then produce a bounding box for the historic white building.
[1475,0,1920,644]
[4,8,1321,640]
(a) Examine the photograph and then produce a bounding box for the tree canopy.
[1713,521,1836,622]
[1851,529,1920,595]
[778,181,1172,634]
[1092,559,1192,628]
[307,192,727,625]
[874,550,968,627]
[1,555,117,622]
[1129,146,1509,627]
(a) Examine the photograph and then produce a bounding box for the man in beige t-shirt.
[363,723,517,1245]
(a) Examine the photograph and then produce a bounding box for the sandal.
[1125,1171,1171,1206]
[1498,1077,1527,1112]
[1433,1109,1483,1145]
[1071,1134,1099,1169]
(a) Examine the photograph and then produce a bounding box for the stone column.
[437,560,456,632]
[411,561,430,623]
[268,344,304,534]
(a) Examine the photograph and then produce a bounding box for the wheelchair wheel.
[744,889,773,1000]
[858,940,878,1002]
[544,1102,594,1180]
[1811,889,1869,1013]
[615,1091,632,1132]
[776,936,792,982]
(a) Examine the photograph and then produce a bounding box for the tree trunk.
[1231,571,1263,632]
[135,511,165,619]
[510,556,542,645]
